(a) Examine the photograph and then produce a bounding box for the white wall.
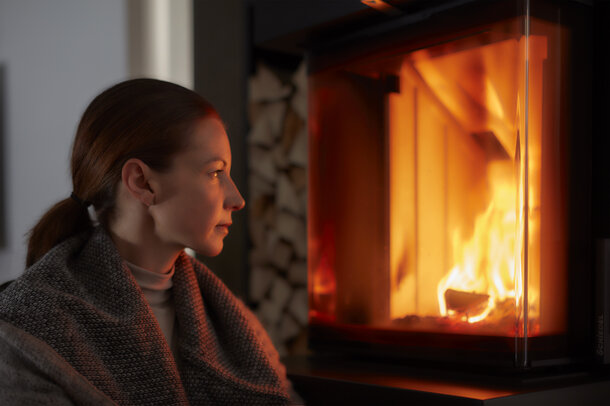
[0,0,128,281]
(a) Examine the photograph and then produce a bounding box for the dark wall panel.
[193,0,249,298]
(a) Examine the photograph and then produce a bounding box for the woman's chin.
[190,242,223,258]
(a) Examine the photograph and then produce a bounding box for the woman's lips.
[216,224,231,234]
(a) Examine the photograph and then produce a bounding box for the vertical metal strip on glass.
[522,0,531,368]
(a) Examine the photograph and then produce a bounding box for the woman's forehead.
[184,118,231,162]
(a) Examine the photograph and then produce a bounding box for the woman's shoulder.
[0,227,124,325]
[15,228,93,285]
[0,319,115,405]
[0,230,91,303]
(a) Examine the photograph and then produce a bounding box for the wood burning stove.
[306,0,604,370]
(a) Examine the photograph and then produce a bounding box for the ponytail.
[26,198,93,267]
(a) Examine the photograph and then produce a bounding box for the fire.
[387,34,546,334]
[308,16,567,339]
[436,161,522,324]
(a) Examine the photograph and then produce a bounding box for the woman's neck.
[109,229,180,274]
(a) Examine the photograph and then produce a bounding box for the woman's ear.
[121,159,155,206]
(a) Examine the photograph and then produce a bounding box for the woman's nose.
[225,177,245,211]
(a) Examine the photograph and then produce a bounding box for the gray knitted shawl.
[0,227,290,405]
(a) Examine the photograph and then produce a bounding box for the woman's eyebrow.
[203,158,227,167]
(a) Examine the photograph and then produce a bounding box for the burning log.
[444,289,489,314]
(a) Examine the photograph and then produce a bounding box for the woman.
[0,79,294,405]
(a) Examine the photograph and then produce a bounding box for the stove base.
[284,355,610,405]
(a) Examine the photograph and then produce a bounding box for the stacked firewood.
[247,61,308,356]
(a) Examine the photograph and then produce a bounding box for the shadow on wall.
[0,64,5,248]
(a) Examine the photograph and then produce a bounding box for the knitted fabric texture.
[0,227,290,405]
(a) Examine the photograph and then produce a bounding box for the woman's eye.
[209,170,223,179]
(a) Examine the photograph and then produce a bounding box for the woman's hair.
[26,78,220,267]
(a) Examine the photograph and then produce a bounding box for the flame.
[387,35,540,333]
[436,161,523,323]
[308,17,567,338]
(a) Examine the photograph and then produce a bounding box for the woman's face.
[148,117,245,256]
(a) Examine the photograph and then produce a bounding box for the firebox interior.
[309,15,569,352]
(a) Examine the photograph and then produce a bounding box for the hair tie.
[70,192,89,207]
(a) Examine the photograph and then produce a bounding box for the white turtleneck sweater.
[124,260,179,359]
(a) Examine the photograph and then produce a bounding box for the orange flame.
[387,35,536,333]
[308,18,566,339]
[436,161,523,323]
